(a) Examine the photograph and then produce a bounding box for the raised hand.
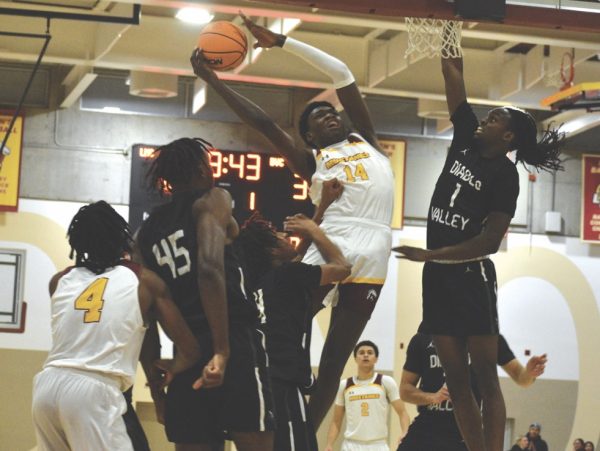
[239,11,286,49]
[190,48,218,82]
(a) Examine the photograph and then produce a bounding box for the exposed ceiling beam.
[246,0,600,33]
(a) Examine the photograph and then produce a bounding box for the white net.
[405,18,463,59]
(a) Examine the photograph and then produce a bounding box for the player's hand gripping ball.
[197,21,248,71]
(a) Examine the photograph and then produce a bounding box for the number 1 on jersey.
[75,277,108,323]
[449,182,462,208]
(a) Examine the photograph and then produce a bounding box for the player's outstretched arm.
[441,54,467,117]
[502,354,547,388]
[393,211,511,262]
[324,404,345,451]
[290,178,344,259]
[139,269,201,381]
[284,213,351,285]
[190,50,314,181]
[190,188,233,388]
[242,13,385,155]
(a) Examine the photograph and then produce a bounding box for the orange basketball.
[197,21,248,71]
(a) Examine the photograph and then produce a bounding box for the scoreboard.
[129,144,315,233]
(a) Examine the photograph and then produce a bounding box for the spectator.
[510,435,530,451]
[573,438,585,451]
[526,423,548,451]
[584,442,595,451]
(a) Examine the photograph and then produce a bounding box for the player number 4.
[449,182,462,208]
[74,277,108,323]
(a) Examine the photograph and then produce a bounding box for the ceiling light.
[176,8,214,25]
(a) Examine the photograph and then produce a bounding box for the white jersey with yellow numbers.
[44,263,146,391]
[335,373,400,443]
[303,133,394,284]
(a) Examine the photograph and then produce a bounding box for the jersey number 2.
[360,402,370,417]
[75,278,108,323]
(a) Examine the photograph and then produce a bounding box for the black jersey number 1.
[449,182,462,208]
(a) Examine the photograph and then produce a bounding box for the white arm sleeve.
[282,37,355,89]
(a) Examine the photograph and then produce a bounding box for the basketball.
[197,21,248,71]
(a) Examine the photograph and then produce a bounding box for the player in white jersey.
[191,14,395,429]
[32,201,201,451]
[325,341,409,451]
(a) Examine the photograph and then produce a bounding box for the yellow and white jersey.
[304,134,394,285]
[335,373,400,443]
[309,133,394,226]
[44,263,146,391]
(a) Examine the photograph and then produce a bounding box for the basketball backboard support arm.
[254,0,600,33]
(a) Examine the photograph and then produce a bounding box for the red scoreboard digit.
[129,145,314,232]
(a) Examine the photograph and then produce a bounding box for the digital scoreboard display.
[129,144,315,234]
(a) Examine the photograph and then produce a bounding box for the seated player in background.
[191,14,395,430]
[32,201,201,451]
[135,138,274,451]
[235,199,351,450]
[398,332,547,451]
[325,340,410,451]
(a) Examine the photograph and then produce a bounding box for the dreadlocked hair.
[234,212,279,292]
[67,201,132,274]
[146,137,213,195]
[506,107,565,172]
[298,101,336,146]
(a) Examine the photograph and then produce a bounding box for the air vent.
[129,71,178,99]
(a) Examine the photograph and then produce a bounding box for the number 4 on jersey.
[75,277,108,323]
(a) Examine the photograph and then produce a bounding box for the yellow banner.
[0,114,23,211]
[380,139,406,229]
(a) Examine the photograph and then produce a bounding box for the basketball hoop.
[560,51,575,91]
[405,18,463,59]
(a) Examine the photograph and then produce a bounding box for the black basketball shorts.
[420,259,499,336]
[271,378,318,451]
[398,415,467,451]
[165,324,275,444]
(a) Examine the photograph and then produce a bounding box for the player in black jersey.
[393,50,563,451]
[136,138,274,451]
[397,333,547,451]
[235,209,350,451]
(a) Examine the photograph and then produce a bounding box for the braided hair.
[146,137,214,194]
[298,101,337,146]
[234,212,279,291]
[505,107,564,172]
[67,201,132,274]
